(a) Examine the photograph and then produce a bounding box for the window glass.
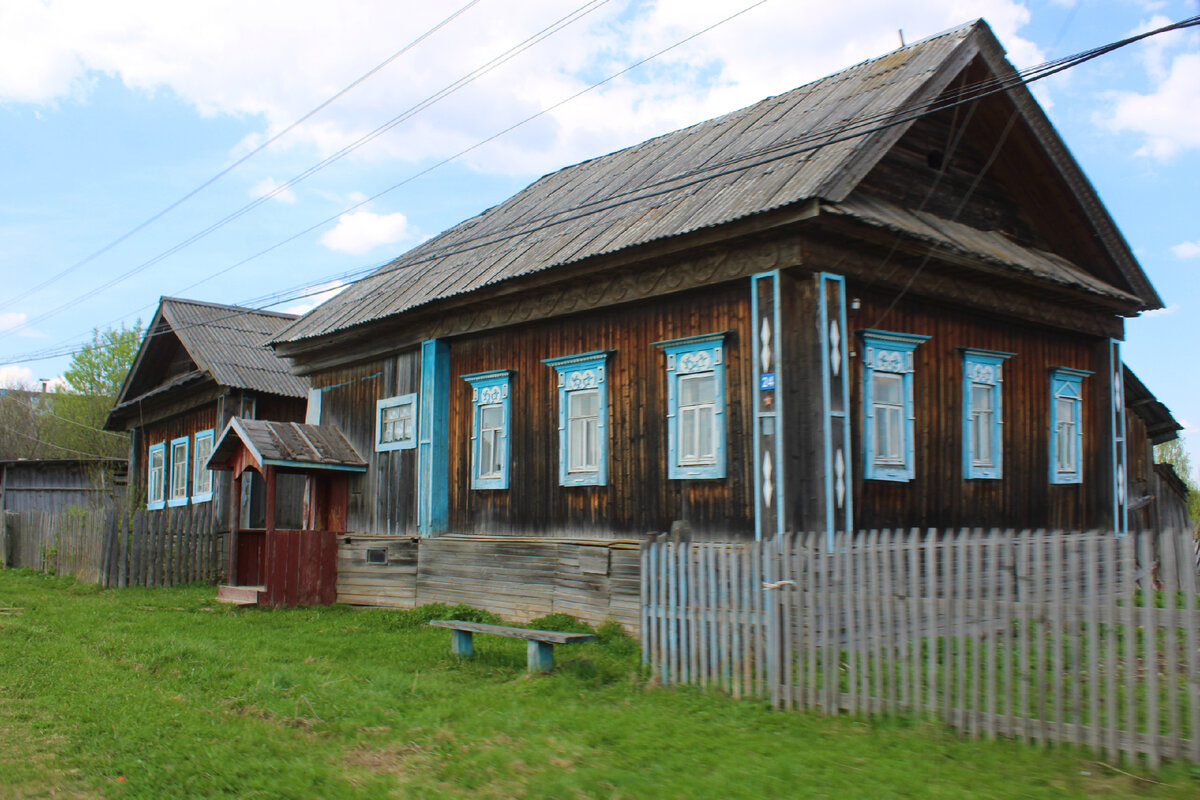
[479,403,504,478]
[169,439,188,503]
[193,432,214,498]
[679,373,717,465]
[567,389,599,472]
[376,394,418,451]
[148,445,165,507]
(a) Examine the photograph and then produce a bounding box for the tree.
[1154,438,1200,521]
[46,322,143,459]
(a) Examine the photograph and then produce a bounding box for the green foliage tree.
[46,322,143,459]
[1154,438,1200,521]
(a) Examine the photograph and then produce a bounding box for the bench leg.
[527,639,555,672]
[451,629,474,658]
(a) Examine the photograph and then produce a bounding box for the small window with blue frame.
[168,436,189,507]
[654,333,726,480]
[192,429,215,502]
[376,393,418,452]
[858,330,929,482]
[543,351,611,486]
[147,442,166,510]
[1049,367,1090,484]
[462,370,513,490]
[961,349,1013,480]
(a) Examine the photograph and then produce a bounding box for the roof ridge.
[160,296,299,320]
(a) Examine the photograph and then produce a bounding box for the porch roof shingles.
[209,418,366,472]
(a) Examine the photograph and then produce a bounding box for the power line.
[0,0,488,317]
[0,391,127,438]
[1,0,613,341]
[6,12,1195,366]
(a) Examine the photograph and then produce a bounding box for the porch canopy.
[208,418,366,606]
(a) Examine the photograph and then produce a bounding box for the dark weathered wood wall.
[446,283,753,537]
[337,535,641,630]
[0,461,120,514]
[844,284,1109,530]
[311,353,422,535]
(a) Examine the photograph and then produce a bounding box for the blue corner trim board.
[1049,366,1092,485]
[418,339,450,535]
[819,273,853,543]
[654,333,727,480]
[543,351,611,487]
[462,369,514,490]
[960,349,1014,481]
[858,330,929,483]
[1109,341,1127,535]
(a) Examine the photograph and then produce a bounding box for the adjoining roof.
[1124,365,1182,445]
[109,298,308,423]
[208,418,367,473]
[274,18,1159,348]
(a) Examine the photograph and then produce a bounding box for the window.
[462,371,513,489]
[655,334,726,480]
[859,330,929,482]
[961,349,1013,480]
[543,351,610,486]
[1049,367,1090,484]
[192,429,215,503]
[168,436,189,506]
[376,393,417,451]
[147,442,165,510]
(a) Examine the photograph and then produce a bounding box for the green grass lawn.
[2,569,1198,799]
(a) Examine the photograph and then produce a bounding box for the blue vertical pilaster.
[752,271,785,541]
[819,273,853,547]
[1109,339,1127,535]
[418,339,450,536]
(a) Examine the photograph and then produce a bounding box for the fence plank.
[1181,528,1200,764]
[1163,530,1180,760]
[1140,532,1160,770]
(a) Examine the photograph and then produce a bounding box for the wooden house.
[260,21,1171,618]
[105,298,310,533]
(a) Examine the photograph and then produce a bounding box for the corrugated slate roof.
[162,298,308,398]
[275,23,978,344]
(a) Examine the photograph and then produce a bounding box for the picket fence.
[2,505,224,587]
[641,529,1200,768]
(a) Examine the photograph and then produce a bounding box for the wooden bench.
[429,620,596,672]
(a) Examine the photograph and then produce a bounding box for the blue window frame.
[462,370,513,490]
[147,442,166,510]
[192,429,215,503]
[376,392,418,452]
[859,330,929,482]
[961,349,1013,480]
[655,334,726,480]
[168,436,189,507]
[543,351,610,487]
[1049,367,1091,484]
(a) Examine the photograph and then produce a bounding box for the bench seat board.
[429,620,596,644]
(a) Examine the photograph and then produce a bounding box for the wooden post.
[228,472,242,585]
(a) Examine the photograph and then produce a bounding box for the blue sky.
[1,0,1197,476]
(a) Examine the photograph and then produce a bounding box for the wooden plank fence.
[3,505,224,588]
[642,529,1200,767]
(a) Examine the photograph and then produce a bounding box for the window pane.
[569,389,598,419]
[874,372,902,404]
[194,436,213,494]
[970,384,991,413]
[481,404,503,431]
[697,406,713,458]
[680,373,715,405]
[480,431,494,476]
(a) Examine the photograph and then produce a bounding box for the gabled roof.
[108,298,308,426]
[208,418,366,473]
[1124,365,1182,445]
[275,19,1159,348]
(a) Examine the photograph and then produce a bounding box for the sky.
[0,0,1197,475]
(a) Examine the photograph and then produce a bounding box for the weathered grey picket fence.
[2,505,223,587]
[641,529,1200,768]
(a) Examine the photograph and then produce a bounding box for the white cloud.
[280,280,349,316]
[0,312,44,338]
[1141,303,1179,318]
[0,364,34,388]
[0,1,1043,178]
[1172,240,1200,259]
[251,177,296,205]
[1104,18,1200,159]
[319,210,415,255]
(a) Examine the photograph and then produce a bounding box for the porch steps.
[216,585,267,606]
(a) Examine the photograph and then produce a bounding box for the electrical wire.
[0,0,489,316]
[1,0,614,340]
[5,12,1197,366]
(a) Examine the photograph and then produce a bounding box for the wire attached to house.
[1,0,615,341]
[0,0,489,317]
